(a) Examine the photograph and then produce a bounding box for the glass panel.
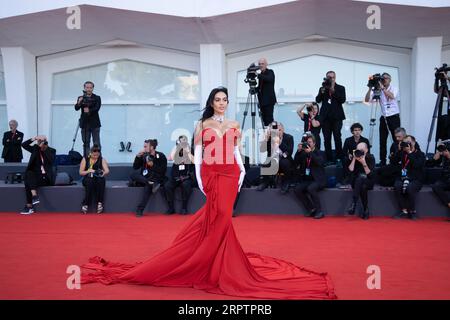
[51,104,201,163]
[52,59,199,102]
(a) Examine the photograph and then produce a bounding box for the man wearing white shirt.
[364,72,401,166]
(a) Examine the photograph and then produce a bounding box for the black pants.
[394,179,422,212]
[130,171,160,211]
[81,126,101,158]
[322,119,343,162]
[377,164,399,187]
[294,180,324,212]
[379,114,400,164]
[260,157,293,186]
[432,180,450,207]
[351,176,374,210]
[260,104,275,127]
[163,178,193,209]
[24,171,52,204]
[82,176,105,206]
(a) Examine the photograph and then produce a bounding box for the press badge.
[142,169,148,176]
[305,168,311,176]
[401,169,407,177]
[327,98,332,104]
[179,164,185,171]
[156,154,160,159]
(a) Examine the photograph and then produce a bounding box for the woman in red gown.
[81,87,337,300]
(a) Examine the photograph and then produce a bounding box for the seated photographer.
[393,135,425,220]
[431,140,450,221]
[79,144,110,214]
[257,121,294,194]
[293,133,326,219]
[342,123,370,186]
[130,139,167,217]
[164,135,194,215]
[377,127,407,187]
[347,142,375,220]
[20,136,56,215]
[297,102,321,149]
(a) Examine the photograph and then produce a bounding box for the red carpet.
[0,212,449,300]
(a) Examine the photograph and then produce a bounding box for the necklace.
[211,114,225,123]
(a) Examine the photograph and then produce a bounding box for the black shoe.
[32,195,40,206]
[305,208,316,217]
[347,201,357,215]
[181,208,188,215]
[362,207,370,220]
[20,205,34,215]
[280,183,289,194]
[313,211,325,219]
[165,207,175,215]
[257,182,268,191]
[135,209,144,217]
[409,211,418,220]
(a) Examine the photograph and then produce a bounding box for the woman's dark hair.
[350,122,363,132]
[90,144,101,153]
[84,81,95,88]
[200,87,228,122]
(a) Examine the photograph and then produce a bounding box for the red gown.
[81,127,337,299]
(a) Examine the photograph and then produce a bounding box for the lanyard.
[402,153,410,170]
[306,156,312,168]
[308,118,312,131]
[39,151,46,174]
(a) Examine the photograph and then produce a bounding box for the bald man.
[257,58,277,127]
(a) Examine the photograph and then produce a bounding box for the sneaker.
[31,195,40,205]
[20,206,34,215]
[96,202,104,214]
[313,211,325,219]
[81,205,88,214]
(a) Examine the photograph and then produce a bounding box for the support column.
[411,37,442,153]
[1,47,37,144]
[199,44,226,112]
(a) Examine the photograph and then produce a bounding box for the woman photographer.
[297,102,321,149]
[347,142,375,220]
[79,144,109,214]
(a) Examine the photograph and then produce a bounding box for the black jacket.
[301,114,321,137]
[343,136,371,158]
[315,83,346,121]
[75,93,102,129]
[22,139,56,185]
[257,69,277,106]
[398,149,426,182]
[430,155,450,183]
[265,133,294,160]
[349,154,376,181]
[2,130,24,161]
[293,148,326,186]
[133,151,167,183]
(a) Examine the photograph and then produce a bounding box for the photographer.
[378,127,407,187]
[257,121,294,193]
[315,71,346,165]
[20,136,56,215]
[164,135,194,215]
[431,140,450,220]
[74,81,102,158]
[364,73,400,166]
[2,119,24,163]
[297,102,321,149]
[130,139,167,217]
[342,123,370,186]
[79,144,110,214]
[293,134,326,219]
[434,67,449,94]
[393,135,425,220]
[347,142,375,220]
[256,58,277,127]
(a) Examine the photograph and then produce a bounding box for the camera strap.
[39,151,46,175]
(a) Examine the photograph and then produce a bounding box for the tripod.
[426,78,450,155]
[368,93,392,163]
[241,85,265,164]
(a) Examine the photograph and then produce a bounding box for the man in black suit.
[293,133,327,219]
[2,119,24,163]
[315,71,346,164]
[130,139,168,217]
[75,81,102,157]
[257,121,294,193]
[257,58,277,127]
[20,135,56,214]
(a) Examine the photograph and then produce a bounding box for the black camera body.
[244,63,260,88]
[400,141,411,149]
[322,77,332,90]
[367,73,383,88]
[92,169,104,178]
[143,153,155,163]
[435,63,450,80]
[354,149,365,158]
[301,142,309,149]
[437,140,450,152]
[401,176,410,194]
[306,105,313,112]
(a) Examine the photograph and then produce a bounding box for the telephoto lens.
[402,178,410,194]
[354,149,365,158]
[437,144,447,152]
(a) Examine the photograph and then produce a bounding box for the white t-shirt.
[370,85,400,117]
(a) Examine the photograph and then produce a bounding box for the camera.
[437,139,450,152]
[400,141,411,149]
[301,141,309,149]
[244,63,260,88]
[435,63,450,80]
[271,121,278,130]
[92,169,104,178]
[322,77,332,90]
[401,177,410,194]
[306,105,313,112]
[354,149,365,158]
[367,73,383,100]
[144,153,155,163]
